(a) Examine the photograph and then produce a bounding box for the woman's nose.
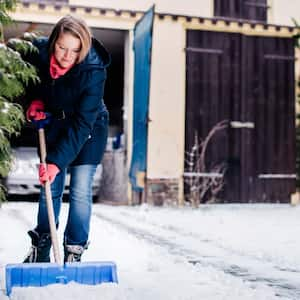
[64,50,72,59]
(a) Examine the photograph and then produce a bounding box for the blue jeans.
[35,164,97,246]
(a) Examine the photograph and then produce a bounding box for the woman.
[23,15,110,263]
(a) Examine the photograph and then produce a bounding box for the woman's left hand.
[39,163,60,184]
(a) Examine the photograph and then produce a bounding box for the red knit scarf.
[49,55,74,79]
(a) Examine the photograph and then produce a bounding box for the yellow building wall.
[147,16,186,179]
[69,0,212,18]
[269,0,300,26]
[146,8,298,181]
[69,0,300,27]
[10,4,138,30]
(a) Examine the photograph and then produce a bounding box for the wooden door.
[185,30,242,202]
[242,35,296,202]
[185,30,296,203]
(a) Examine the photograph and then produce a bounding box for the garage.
[4,21,128,198]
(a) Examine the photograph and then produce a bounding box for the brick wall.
[146,178,179,206]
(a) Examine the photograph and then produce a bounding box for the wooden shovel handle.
[38,128,62,265]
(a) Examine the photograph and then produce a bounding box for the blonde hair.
[48,15,92,64]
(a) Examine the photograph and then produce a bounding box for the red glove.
[39,163,60,185]
[26,100,46,121]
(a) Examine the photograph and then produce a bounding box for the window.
[214,0,268,22]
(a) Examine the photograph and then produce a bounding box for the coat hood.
[79,38,111,71]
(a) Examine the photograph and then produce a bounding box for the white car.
[6,147,102,196]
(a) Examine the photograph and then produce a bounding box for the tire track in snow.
[116,210,300,274]
[93,211,300,300]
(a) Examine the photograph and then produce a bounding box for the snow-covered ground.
[0,202,300,299]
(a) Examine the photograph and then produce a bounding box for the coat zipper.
[51,79,55,101]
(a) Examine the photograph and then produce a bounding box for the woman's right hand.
[26,100,46,121]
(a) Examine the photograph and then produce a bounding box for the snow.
[0,201,300,299]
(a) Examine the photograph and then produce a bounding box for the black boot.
[64,244,88,263]
[23,230,51,263]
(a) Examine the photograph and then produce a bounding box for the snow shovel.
[5,121,118,296]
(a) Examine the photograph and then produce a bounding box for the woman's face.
[54,32,81,69]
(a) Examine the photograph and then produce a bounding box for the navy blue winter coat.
[26,37,110,171]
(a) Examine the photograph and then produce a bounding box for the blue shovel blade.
[5,261,118,296]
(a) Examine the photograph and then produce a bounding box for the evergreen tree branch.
[0,0,40,203]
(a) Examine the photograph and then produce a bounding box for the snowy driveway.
[0,202,300,299]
